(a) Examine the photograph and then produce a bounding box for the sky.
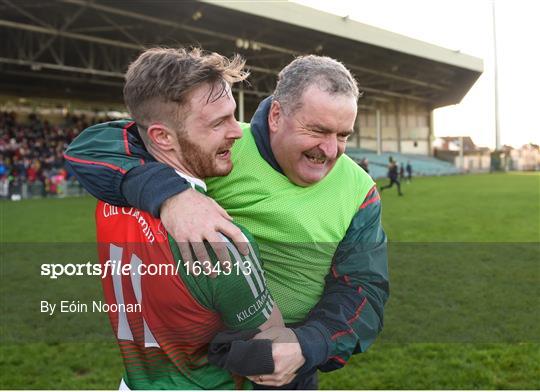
[294,0,539,149]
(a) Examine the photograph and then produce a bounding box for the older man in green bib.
[65,54,389,389]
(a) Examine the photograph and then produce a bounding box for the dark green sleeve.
[293,186,389,374]
[170,227,274,330]
[210,233,274,330]
[65,120,190,215]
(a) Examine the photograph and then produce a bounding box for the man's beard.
[177,135,232,179]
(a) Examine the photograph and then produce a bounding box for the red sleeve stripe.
[359,185,380,209]
[332,266,352,286]
[64,153,127,174]
[331,265,338,279]
[360,193,381,210]
[329,355,347,365]
[365,185,377,199]
[348,296,367,324]
[123,121,135,156]
[331,328,354,340]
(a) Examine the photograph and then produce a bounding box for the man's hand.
[160,189,249,276]
[247,327,306,387]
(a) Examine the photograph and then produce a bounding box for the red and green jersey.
[95,178,273,389]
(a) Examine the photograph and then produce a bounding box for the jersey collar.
[175,170,207,193]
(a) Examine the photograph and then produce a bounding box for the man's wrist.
[291,321,331,375]
[154,177,191,218]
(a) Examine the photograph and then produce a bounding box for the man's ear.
[147,123,175,150]
[268,100,282,134]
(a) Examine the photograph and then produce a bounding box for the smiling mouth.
[217,149,230,159]
[304,153,326,164]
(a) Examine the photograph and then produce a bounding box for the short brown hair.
[123,47,248,128]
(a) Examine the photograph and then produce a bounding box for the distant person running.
[406,161,413,182]
[380,157,403,196]
[399,163,405,181]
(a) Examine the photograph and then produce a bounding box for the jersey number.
[109,244,159,348]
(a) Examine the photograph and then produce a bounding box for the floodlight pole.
[238,87,245,123]
[376,109,382,155]
[492,0,501,151]
[459,136,465,171]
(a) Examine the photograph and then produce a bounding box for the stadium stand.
[0,109,459,200]
[346,148,460,179]
[0,111,105,200]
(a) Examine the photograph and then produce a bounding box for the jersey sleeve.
[169,227,274,331]
[292,185,389,374]
[209,232,274,330]
[64,120,149,205]
[65,120,190,215]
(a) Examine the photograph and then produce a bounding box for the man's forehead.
[192,82,233,105]
[295,94,356,132]
[187,82,235,120]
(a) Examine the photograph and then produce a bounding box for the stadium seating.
[1,110,460,200]
[346,148,459,179]
[0,112,102,199]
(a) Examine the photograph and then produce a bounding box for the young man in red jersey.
[95,47,283,389]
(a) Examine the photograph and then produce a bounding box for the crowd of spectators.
[0,111,107,200]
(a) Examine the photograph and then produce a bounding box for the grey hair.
[272,55,360,114]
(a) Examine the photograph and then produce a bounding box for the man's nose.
[226,119,243,139]
[319,135,338,158]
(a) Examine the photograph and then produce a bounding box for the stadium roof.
[0,0,483,109]
[211,1,483,73]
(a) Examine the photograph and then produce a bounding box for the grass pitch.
[1,173,539,389]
